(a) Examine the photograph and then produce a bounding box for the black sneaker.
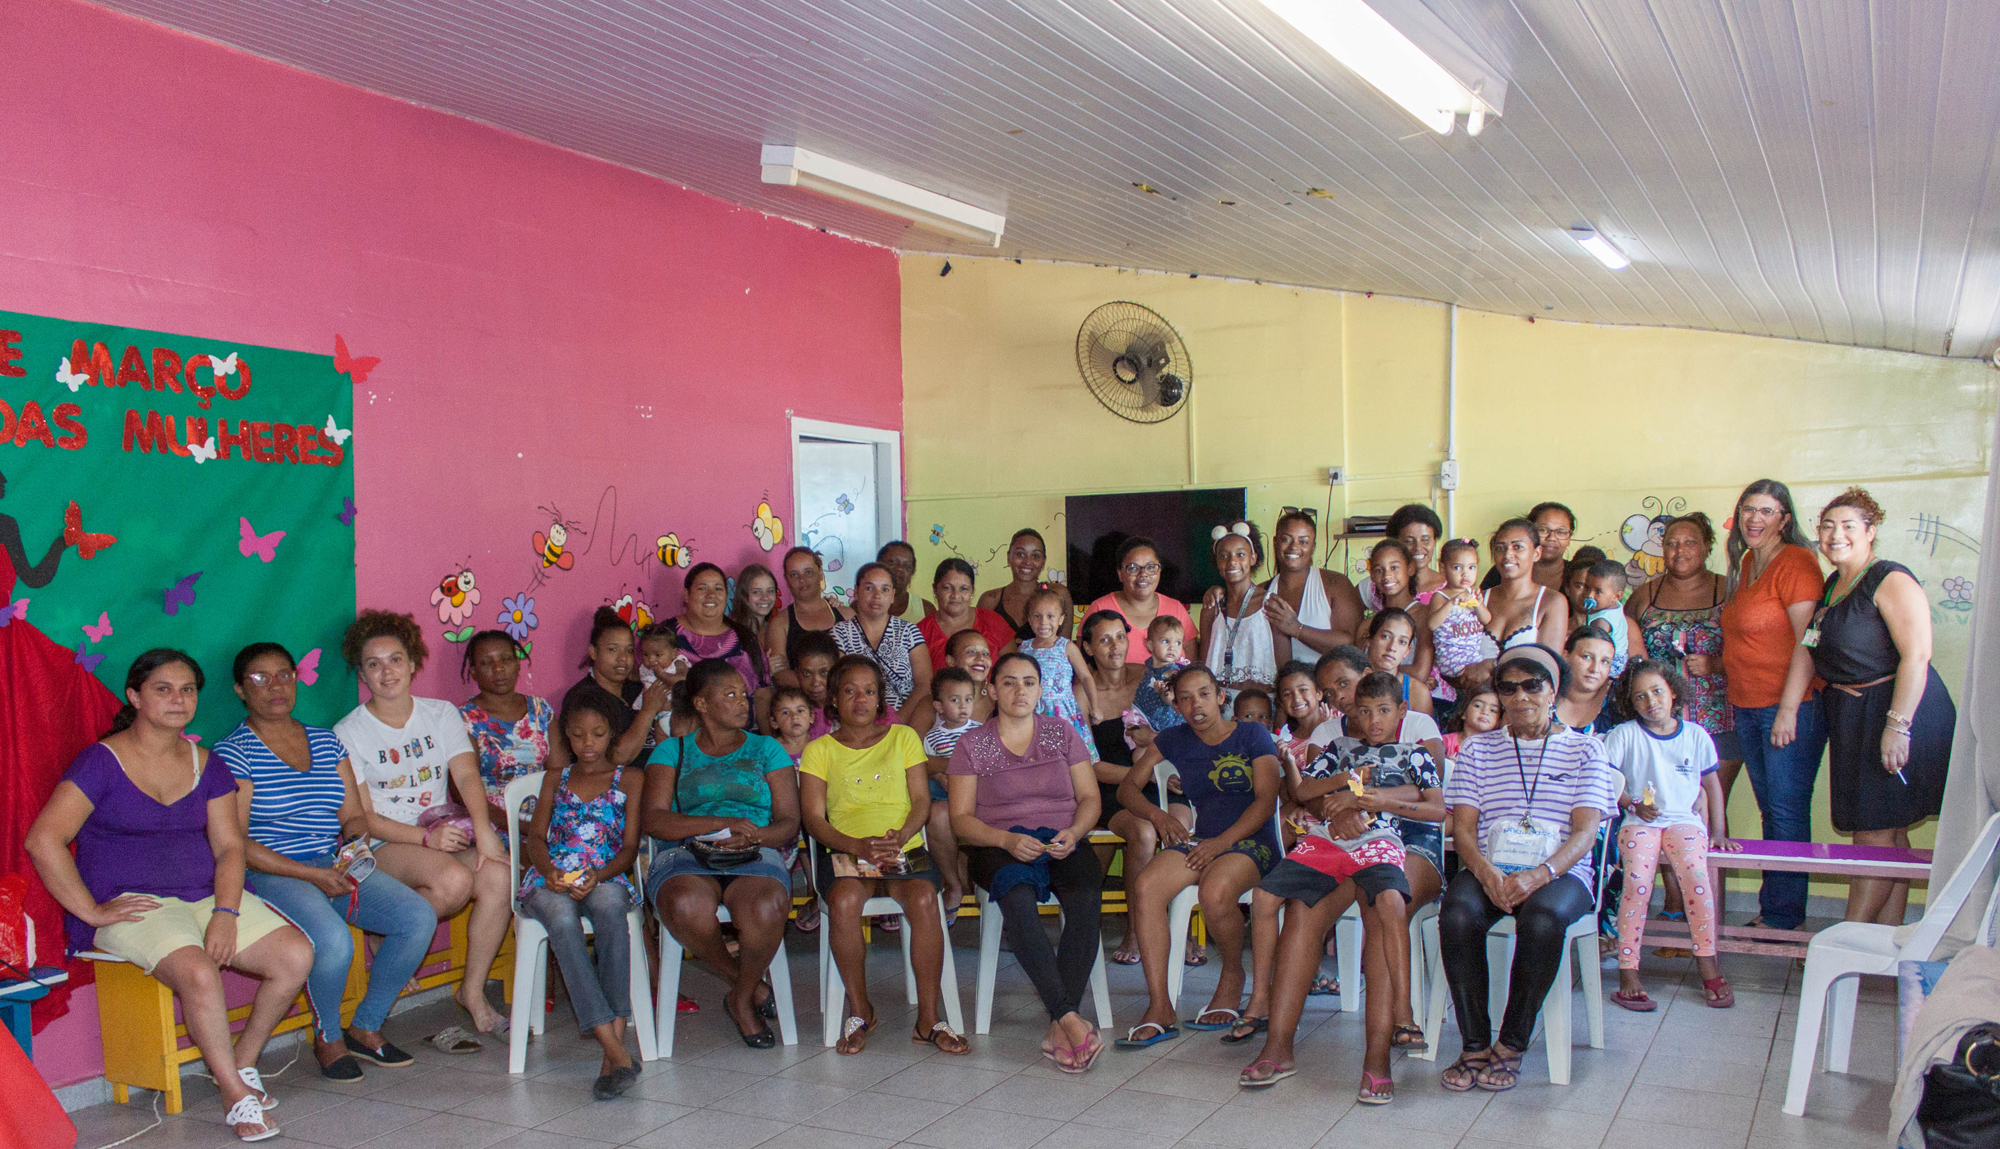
[343,1034,415,1067]
[319,1054,365,1083]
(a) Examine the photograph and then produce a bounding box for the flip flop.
[1220,1016,1268,1044]
[1183,945,1207,967]
[1610,989,1657,1012]
[427,1026,483,1054]
[1068,1031,1103,1073]
[1238,1059,1295,1089]
[1306,974,1340,996]
[1703,976,1735,1009]
[1115,1022,1180,1050]
[1186,1008,1240,1031]
[1390,1024,1428,1051]
[1357,1070,1394,1104]
[835,1013,875,1056]
[1108,947,1141,966]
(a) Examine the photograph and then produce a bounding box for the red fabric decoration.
[0,618,121,1031]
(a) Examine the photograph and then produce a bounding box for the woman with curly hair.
[1781,487,1955,925]
[335,610,512,1050]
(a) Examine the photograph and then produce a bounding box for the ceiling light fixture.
[1253,0,1505,135]
[760,145,1004,246]
[1569,227,1631,270]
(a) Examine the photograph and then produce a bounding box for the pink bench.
[1647,839,1931,958]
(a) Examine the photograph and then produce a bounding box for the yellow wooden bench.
[87,908,514,1115]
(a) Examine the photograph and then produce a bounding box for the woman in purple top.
[946,650,1103,1073]
[1436,644,1620,1095]
[27,650,314,1142]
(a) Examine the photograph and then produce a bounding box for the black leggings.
[1438,867,1595,1054]
[966,845,1103,1022]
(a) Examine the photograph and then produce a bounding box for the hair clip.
[1211,521,1253,542]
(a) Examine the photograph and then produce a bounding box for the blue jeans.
[521,883,633,1033]
[250,858,438,1041]
[1733,699,1828,930]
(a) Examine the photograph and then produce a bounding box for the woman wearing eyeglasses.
[1436,644,1619,1094]
[218,643,437,1082]
[1718,479,1829,932]
[1088,537,1195,664]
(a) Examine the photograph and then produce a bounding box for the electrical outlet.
[1439,460,1459,491]
[1327,466,1346,485]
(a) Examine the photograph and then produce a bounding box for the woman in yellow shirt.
[800,656,969,1056]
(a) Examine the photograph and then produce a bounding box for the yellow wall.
[902,254,1997,885]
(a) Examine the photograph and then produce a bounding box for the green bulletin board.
[0,309,357,737]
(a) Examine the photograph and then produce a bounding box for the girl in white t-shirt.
[1602,660,1740,1012]
[336,610,512,1048]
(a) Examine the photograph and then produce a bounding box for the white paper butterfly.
[56,357,89,392]
[188,436,218,464]
[323,415,351,445]
[210,352,239,376]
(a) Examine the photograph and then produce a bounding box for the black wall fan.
[1075,301,1192,424]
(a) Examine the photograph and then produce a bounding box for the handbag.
[1917,1025,2000,1149]
[672,734,761,869]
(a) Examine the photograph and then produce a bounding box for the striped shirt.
[1444,728,1620,886]
[214,723,351,861]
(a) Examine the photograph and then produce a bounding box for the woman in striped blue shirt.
[1436,643,1620,1094]
[218,643,439,1083]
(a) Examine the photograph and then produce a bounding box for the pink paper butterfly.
[82,611,112,643]
[296,647,322,686]
[239,517,285,563]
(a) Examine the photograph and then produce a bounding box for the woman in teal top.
[641,659,799,1048]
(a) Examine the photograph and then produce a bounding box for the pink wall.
[3,0,902,1088]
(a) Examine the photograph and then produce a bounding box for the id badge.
[1486,817,1562,874]
[1801,627,1820,649]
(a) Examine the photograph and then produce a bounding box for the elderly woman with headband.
[1198,522,1276,701]
[1436,643,1619,1094]
[1779,487,1954,925]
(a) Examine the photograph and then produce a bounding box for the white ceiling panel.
[84,0,2000,357]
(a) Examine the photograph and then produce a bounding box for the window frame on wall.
[790,416,903,592]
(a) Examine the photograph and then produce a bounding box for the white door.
[791,419,901,599]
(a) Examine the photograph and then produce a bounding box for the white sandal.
[226,1095,279,1142]
[237,1066,278,1109]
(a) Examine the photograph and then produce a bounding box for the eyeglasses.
[1737,505,1786,520]
[1122,562,1162,575]
[244,670,298,687]
[1494,678,1549,696]
[1539,527,1573,539]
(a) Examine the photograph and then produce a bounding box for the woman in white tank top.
[1261,511,1363,663]
[1199,524,1275,700]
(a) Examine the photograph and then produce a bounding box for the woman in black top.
[1778,487,1953,926]
[1079,610,1162,965]
[766,546,854,683]
[555,607,649,767]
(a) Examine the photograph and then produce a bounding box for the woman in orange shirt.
[1717,479,1828,931]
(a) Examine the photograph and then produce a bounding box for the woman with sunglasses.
[1436,644,1619,1094]
[1087,537,1194,664]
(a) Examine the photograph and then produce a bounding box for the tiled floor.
[67,922,1897,1149]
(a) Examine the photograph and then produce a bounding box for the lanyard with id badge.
[1485,734,1566,874]
[1802,559,1876,650]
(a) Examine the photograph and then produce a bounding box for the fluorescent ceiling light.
[1570,227,1631,270]
[1254,0,1504,135]
[760,145,1004,246]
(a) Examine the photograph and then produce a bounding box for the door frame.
[789,417,903,564]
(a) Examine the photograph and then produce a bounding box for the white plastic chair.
[971,880,1114,1033]
[503,771,657,1073]
[809,840,964,1047]
[1783,810,2000,1115]
[1474,829,1610,1086]
[649,844,801,1057]
[1163,762,1289,1007]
